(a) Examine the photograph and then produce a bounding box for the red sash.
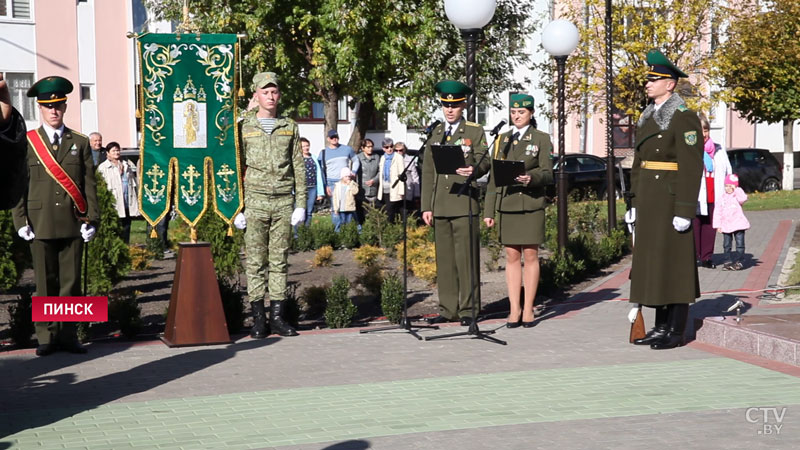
[27,129,88,214]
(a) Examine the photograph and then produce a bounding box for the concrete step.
[695,314,800,366]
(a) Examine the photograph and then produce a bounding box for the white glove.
[624,208,636,224]
[628,306,640,323]
[290,208,306,226]
[17,225,35,241]
[233,212,247,230]
[80,223,96,242]
[672,216,691,232]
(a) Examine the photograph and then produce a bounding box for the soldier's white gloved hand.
[233,212,247,230]
[628,306,640,323]
[290,208,306,226]
[80,223,96,242]
[672,216,691,232]
[624,208,636,224]
[17,225,35,241]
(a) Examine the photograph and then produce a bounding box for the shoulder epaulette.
[71,130,87,138]
[465,121,481,128]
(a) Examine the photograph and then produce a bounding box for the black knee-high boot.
[633,306,668,345]
[651,304,688,350]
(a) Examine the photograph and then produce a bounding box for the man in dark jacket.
[0,73,27,210]
[626,51,704,350]
[12,76,99,356]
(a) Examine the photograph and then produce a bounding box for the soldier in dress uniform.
[625,51,704,350]
[421,80,490,326]
[232,72,307,338]
[483,94,553,328]
[12,76,99,356]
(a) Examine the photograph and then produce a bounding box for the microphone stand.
[425,127,506,345]
[360,133,440,339]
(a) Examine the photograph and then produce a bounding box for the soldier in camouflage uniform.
[233,72,307,338]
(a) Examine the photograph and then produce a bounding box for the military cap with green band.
[252,71,279,90]
[435,80,472,105]
[645,50,688,81]
[510,93,534,109]
[27,76,73,105]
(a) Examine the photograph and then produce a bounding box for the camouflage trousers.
[244,193,294,303]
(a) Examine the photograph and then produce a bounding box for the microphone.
[490,120,507,136]
[424,120,442,136]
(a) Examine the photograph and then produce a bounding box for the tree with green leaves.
[714,0,800,190]
[146,0,534,146]
[535,0,721,124]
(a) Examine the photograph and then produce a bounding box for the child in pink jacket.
[713,174,750,270]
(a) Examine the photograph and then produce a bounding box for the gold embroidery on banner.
[216,163,237,203]
[144,163,167,204]
[180,164,202,206]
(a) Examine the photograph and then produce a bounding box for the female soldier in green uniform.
[483,94,553,328]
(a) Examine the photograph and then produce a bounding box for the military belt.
[640,161,678,171]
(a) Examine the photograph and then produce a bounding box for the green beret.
[510,93,534,109]
[645,50,688,80]
[27,76,73,105]
[252,72,279,90]
[435,80,472,105]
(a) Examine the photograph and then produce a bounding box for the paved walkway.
[2,210,800,450]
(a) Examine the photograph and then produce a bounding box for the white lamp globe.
[444,0,497,30]
[541,20,580,56]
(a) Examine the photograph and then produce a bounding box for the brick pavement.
[0,209,799,449]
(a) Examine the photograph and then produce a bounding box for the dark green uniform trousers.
[434,216,480,320]
[31,238,83,345]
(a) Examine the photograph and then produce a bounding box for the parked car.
[547,153,631,200]
[727,148,782,193]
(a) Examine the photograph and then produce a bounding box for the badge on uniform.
[69,144,77,155]
[526,144,539,157]
[684,130,697,146]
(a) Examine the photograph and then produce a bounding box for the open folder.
[491,159,525,186]
[431,145,466,175]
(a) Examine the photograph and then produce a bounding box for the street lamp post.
[604,0,616,233]
[542,19,580,253]
[444,0,497,122]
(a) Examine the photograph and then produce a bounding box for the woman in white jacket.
[377,139,406,223]
[97,142,139,243]
[694,115,732,268]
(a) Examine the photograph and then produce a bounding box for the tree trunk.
[782,119,795,191]
[322,89,340,142]
[349,99,376,149]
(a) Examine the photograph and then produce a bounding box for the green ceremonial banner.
[137,33,242,236]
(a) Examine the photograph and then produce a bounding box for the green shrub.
[353,244,385,268]
[540,250,585,288]
[300,284,328,319]
[194,211,244,279]
[381,221,405,255]
[311,217,338,249]
[7,293,34,348]
[380,272,404,324]
[77,322,90,343]
[355,265,383,296]
[145,225,166,260]
[108,291,142,339]
[339,221,360,249]
[129,245,154,271]
[292,223,315,252]
[0,211,31,290]
[324,275,356,328]
[86,176,131,295]
[218,278,245,334]
[359,203,387,246]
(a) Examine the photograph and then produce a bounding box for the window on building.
[4,72,36,121]
[476,104,487,126]
[80,85,93,101]
[612,109,635,149]
[303,98,349,121]
[1,0,31,19]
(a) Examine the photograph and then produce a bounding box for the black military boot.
[633,306,668,345]
[249,300,269,339]
[651,304,689,350]
[269,300,298,336]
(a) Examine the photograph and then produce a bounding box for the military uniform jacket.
[421,119,489,217]
[239,111,307,206]
[0,108,27,210]
[629,94,703,306]
[11,126,99,239]
[483,127,553,218]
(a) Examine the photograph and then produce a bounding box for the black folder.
[431,145,466,175]
[492,159,525,186]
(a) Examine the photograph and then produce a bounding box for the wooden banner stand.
[161,242,232,347]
